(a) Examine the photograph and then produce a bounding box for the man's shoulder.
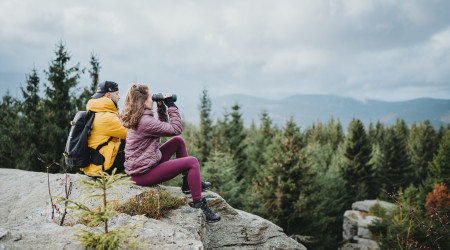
[86,97,118,114]
[93,111,120,123]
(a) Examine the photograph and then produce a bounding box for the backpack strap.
[95,136,113,151]
[91,137,113,166]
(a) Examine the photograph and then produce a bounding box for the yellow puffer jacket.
[81,97,127,176]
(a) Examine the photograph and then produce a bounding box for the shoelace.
[201,203,214,214]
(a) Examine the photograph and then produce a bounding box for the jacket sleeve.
[157,106,168,122]
[141,107,182,137]
[104,114,128,139]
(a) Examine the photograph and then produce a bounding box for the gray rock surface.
[343,210,378,241]
[0,227,7,239]
[342,200,395,250]
[0,168,305,250]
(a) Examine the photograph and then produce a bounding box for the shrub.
[368,192,450,250]
[425,183,450,216]
[369,200,388,217]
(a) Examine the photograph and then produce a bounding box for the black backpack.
[64,111,111,168]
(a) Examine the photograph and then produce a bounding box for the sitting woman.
[120,84,220,222]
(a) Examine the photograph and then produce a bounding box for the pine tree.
[368,121,376,143]
[196,88,213,164]
[327,117,344,152]
[19,68,45,171]
[245,110,275,180]
[310,154,350,249]
[394,118,409,143]
[179,121,200,160]
[88,52,100,94]
[339,119,375,199]
[409,120,437,185]
[208,104,248,208]
[369,141,386,198]
[435,124,449,146]
[304,120,337,174]
[304,140,334,174]
[379,127,413,194]
[0,91,22,169]
[307,121,325,145]
[373,121,385,145]
[259,117,315,234]
[201,151,241,207]
[217,104,248,181]
[242,110,276,213]
[21,68,41,117]
[428,129,450,186]
[55,170,141,249]
[229,104,247,174]
[80,53,101,105]
[42,41,82,168]
[436,123,450,145]
[213,112,229,153]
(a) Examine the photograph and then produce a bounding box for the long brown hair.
[120,84,150,130]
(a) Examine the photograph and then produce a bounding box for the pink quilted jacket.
[124,106,182,176]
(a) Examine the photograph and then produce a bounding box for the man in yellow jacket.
[81,81,127,176]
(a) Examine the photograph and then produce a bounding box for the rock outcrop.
[340,200,395,250]
[0,168,305,249]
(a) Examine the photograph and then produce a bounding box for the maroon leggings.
[130,136,202,201]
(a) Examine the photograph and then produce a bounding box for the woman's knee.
[172,136,185,146]
[185,156,200,170]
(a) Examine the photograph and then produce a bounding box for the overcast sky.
[1,0,450,106]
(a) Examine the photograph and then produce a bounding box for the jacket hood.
[86,97,118,114]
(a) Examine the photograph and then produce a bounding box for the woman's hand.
[163,96,177,108]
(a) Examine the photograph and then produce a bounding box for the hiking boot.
[181,175,212,194]
[190,198,221,222]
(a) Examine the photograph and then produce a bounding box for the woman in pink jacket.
[120,84,220,222]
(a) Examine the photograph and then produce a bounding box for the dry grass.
[75,189,186,226]
[115,189,187,219]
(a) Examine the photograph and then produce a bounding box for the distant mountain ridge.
[180,94,450,130]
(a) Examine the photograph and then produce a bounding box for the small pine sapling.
[55,169,143,250]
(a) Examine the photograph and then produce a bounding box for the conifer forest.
[1,41,449,249]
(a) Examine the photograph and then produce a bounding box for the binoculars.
[152,93,177,102]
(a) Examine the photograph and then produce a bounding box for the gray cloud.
[1,0,449,104]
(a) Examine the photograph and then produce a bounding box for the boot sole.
[206,218,221,223]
